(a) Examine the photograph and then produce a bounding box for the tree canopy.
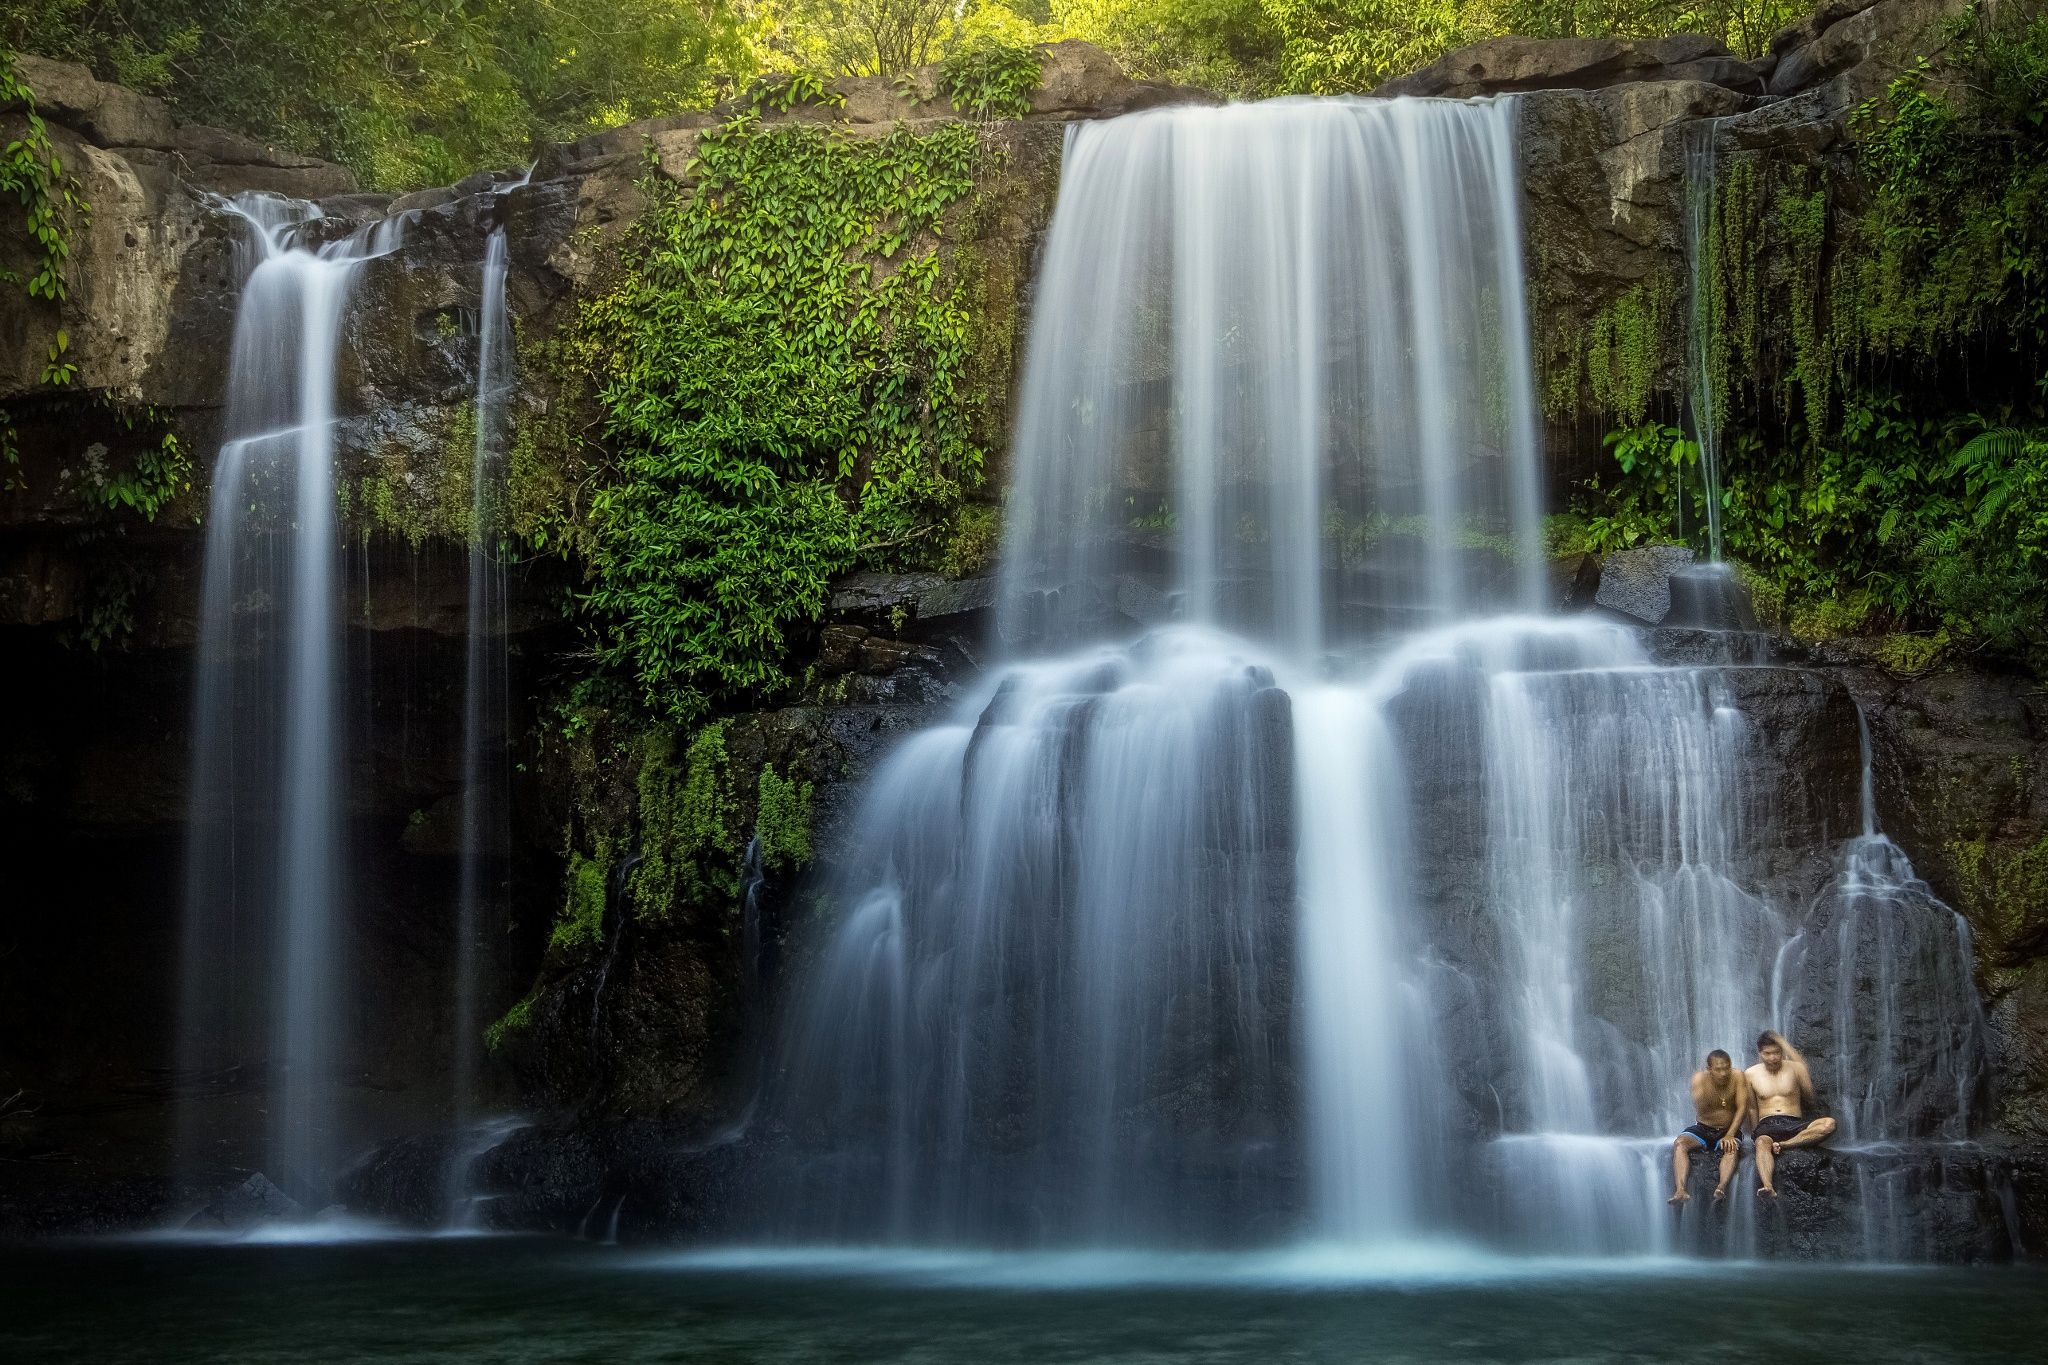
[3,0,1811,189]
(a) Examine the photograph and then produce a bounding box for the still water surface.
[4,1238,2045,1363]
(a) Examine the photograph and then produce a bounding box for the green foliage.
[1585,280,1672,427]
[742,69,848,114]
[780,0,963,74]
[754,765,814,872]
[579,119,985,720]
[1,45,84,304]
[1872,630,1947,675]
[939,502,1002,577]
[550,852,610,953]
[632,722,741,921]
[1485,0,1799,57]
[1561,9,2048,669]
[1054,0,1281,96]
[1263,0,1461,92]
[1576,422,1697,552]
[938,38,1043,117]
[1583,388,2048,664]
[1080,0,1802,97]
[0,396,192,649]
[483,988,538,1052]
[2,1,755,191]
[88,402,191,520]
[1834,27,2048,377]
[339,404,478,547]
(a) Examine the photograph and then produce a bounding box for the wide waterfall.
[176,197,404,1204]
[757,90,1998,1268]
[767,94,1995,1256]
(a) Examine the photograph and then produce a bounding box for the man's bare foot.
[1711,1185,1727,1202]
[1757,1184,1777,1198]
[1667,1190,1690,1206]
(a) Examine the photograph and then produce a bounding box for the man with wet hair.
[1745,1030,1838,1197]
[1669,1048,1750,1205]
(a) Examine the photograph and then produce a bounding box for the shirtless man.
[1745,1031,1838,1197]
[1668,1048,1750,1205]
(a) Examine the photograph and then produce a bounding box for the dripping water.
[446,176,526,1225]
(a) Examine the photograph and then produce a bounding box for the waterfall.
[777,96,1537,1246]
[997,98,1543,650]
[1778,706,1993,1256]
[1683,118,1727,562]
[177,196,403,1204]
[765,93,1995,1259]
[446,202,521,1222]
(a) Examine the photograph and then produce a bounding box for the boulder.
[166,123,358,198]
[182,1172,304,1231]
[8,54,175,149]
[1767,0,1976,105]
[1030,39,1215,117]
[1593,544,1696,624]
[1376,34,1763,100]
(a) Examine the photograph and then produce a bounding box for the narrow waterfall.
[1683,118,1727,562]
[177,196,399,1204]
[446,215,518,1221]
[767,94,1997,1259]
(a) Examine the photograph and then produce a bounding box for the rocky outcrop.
[1377,33,1763,99]
[1763,0,1982,104]
[1502,0,1974,479]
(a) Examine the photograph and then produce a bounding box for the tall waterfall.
[177,197,402,1202]
[768,95,1993,1257]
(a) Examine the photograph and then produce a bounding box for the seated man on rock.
[1745,1030,1837,1197]
[1669,1048,1749,1205]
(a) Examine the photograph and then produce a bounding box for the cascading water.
[1775,708,1994,1257]
[177,196,403,1206]
[778,96,1540,1247]
[768,94,1997,1259]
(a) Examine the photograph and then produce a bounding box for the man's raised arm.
[1769,1031,1816,1104]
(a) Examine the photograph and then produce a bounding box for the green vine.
[741,70,846,115]
[2,47,86,307]
[754,765,813,873]
[90,401,192,520]
[578,116,987,721]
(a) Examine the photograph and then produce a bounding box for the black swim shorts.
[1680,1122,1729,1148]
[1754,1114,1809,1144]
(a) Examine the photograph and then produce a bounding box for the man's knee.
[1675,1135,1697,1152]
[1757,1135,1776,1153]
[1810,1117,1836,1139]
